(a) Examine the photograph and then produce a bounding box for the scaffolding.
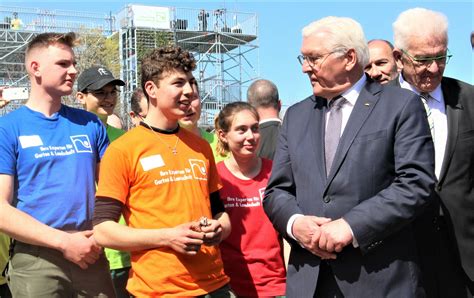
[0,5,114,115]
[118,5,259,128]
[0,4,259,127]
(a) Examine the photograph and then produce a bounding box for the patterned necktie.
[325,96,347,176]
[420,93,435,141]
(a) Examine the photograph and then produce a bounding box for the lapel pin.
[364,103,370,106]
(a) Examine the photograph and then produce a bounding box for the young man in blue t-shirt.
[0,32,115,297]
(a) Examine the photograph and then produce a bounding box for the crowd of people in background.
[0,6,473,298]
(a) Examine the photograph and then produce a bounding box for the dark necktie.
[420,93,435,141]
[421,93,442,216]
[325,96,347,176]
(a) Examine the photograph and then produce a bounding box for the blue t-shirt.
[0,105,109,230]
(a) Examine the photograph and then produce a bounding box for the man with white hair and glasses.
[393,7,474,297]
[263,16,435,297]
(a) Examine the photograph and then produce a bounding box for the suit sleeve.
[263,109,303,239]
[343,93,436,253]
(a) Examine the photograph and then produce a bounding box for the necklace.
[143,121,180,155]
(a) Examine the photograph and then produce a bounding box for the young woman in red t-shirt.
[215,102,286,297]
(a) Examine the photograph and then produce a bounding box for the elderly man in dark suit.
[263,16,436,297]
[392,8,474,297]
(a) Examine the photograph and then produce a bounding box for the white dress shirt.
[399,75,447,179]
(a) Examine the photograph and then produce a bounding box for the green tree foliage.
[76,28,120,77]
[64,28,120,107]
[69,28,172,122]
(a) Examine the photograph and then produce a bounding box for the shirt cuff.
[286,214,304,240]
[344,220,359,248]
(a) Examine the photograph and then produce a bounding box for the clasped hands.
[61,230,102,269]
[168,218,223,256]
[292,216,353,259]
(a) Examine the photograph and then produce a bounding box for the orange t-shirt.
[97,125,229,297]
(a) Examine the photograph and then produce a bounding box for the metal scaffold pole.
[0,5,115,115]
[0,4,259,128]
[118,5,259,129]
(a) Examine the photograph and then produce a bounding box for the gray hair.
[247,79,280,111]
[393,8,448,50]
[302,16,369,68]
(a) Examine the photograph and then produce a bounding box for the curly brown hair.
[140,46,196,98]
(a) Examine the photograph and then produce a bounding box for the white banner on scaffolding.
[132,5,170,29]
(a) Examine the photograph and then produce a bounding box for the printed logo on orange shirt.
[189,159,208,181]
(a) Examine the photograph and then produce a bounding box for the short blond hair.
[26,32,78,57]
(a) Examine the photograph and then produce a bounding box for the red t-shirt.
[217,158,286,296]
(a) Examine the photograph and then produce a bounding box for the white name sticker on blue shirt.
[140,154,165,171]
[19,135,43,148]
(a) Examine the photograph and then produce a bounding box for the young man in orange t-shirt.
[93,46,232,297]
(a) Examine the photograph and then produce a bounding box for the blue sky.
[5,0,473,107]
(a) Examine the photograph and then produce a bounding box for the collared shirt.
[286,74,367,244]
[399,75,447,178]
[325,75,366,136]
[259,118,282,125]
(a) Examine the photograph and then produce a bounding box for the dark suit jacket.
[257,120,281,160]
[392,76,474,277]
[263,78,436,297]
[385,74,400,87]
[437,78,474,280]
[400,77,474,297]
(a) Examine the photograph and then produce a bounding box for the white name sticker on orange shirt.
[140,154,165,171]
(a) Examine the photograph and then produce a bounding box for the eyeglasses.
[401,49,452,68]
[297,51,340,70]
[85,89,120,99]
